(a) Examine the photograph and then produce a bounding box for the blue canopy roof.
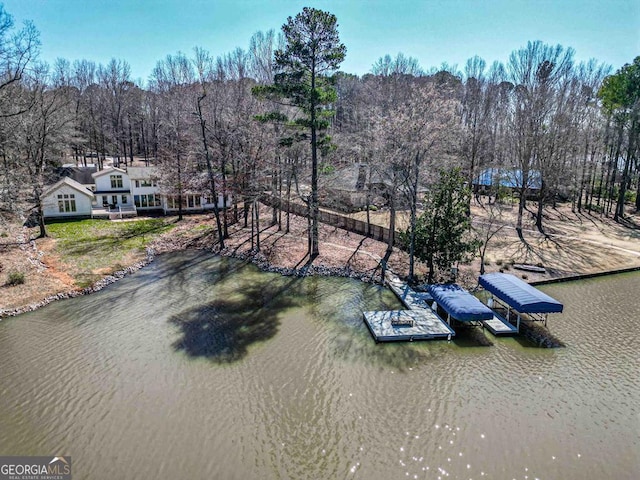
[427,284,494,322]
[474,168,542,190]
[479,273,563,314]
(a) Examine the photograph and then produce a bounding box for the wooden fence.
[261,195,396,245]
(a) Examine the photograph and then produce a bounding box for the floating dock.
[363,309,454,342]
[363,277,454,342]
[482,313,518,335]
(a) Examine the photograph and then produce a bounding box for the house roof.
[474,168,541,190]
[56,166,97,185]
[92,166,127,179]
[127,166,158,179]
[43,176,95,199]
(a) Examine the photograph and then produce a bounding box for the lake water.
[0,251,638,479]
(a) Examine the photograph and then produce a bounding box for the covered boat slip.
[479,272,564,332]
[427,283,494,325]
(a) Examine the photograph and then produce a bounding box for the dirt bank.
[1,201,639,317]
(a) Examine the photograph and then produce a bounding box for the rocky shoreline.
[0,232,633,350]
[0,248,157,318]
[222,247,384,284]
[0,244,386,319]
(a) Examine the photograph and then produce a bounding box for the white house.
[92,167,133,209]
[42,165,232,220]
[128,167,162,211]
[42,177,95,218]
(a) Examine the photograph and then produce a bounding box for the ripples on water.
[0,252,638,479]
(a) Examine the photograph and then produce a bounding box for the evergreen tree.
[403,167,479,283]
[253,7,346,259]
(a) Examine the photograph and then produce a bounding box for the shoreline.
[2,203,640,319]
[3,238,640,319]
[0,242,385,319]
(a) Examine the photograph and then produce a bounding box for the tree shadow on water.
[169,280,299,364]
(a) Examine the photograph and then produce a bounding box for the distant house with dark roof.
[320,163,426,212]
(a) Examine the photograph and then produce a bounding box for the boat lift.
[479,273,564,332]
[427,283,494,327]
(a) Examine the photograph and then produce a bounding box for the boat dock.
[363,277,454,342]
[482,313,518,335]
[387,278,433,309]
[363,309,453,342]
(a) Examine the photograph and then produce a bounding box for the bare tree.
[371,52,424,77]
[506,41,574,237]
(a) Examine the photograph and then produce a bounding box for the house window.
[122,195,128,204]
[134,179,153,188]
[112,195,118,205]
[110,175,123,189]
[57,193,76,213]
[188,196,195,208]
[135,194,158,208]
[102,195,108,206]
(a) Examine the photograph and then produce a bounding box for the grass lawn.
[46,218,176,287]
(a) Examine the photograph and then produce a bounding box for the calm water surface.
[0,251,638,479]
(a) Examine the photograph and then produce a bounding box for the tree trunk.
[37,200,47,238]
[309,62,320,260]
[535,179,545,234]
[255,198,260,251]
[516,186,526,241]
[196,93,225,248]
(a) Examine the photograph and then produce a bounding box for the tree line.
[1,5,638,280]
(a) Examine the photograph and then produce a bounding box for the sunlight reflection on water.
[0,252,638,479]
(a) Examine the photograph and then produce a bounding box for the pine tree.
[253,7,346,259]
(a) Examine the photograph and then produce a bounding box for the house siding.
[42,184,93,218]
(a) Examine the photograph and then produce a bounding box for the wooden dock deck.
[388,278,433,310]
[363,309,454,342]
[482,313,518,335]
[363,276,453,342]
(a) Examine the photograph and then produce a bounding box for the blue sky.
[4,0,638,85]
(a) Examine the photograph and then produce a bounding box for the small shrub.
[0,231,8,238]
[7,271,25,286]
[521,274,528,280]
[495,259,503,266]
[319,163,335,175]
[586,203,604,214]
